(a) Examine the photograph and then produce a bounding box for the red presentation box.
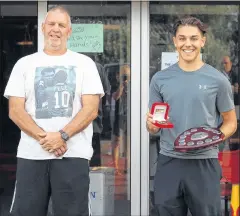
[150,102,174,128]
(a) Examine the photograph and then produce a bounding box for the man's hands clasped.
[38,132,67,157]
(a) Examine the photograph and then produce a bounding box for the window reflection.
[109,64,130,175]
[149,3,239,216]
[48,2,131,216]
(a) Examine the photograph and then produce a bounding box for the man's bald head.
[222,56,232,73]
[42,5,72,55]
[222,56,231,63]
[44,5,72,27]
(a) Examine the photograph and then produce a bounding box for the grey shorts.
[154,154,222,216]
[10,157,90,216]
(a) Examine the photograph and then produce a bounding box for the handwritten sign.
[67,24,103,53]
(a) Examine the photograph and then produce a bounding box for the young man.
[146,17,237,216]
[4,6,104,216]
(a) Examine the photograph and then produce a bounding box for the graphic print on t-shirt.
[34,66,76,119]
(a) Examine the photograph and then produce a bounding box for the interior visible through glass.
[48,2,131,216]
[149,3,240,216]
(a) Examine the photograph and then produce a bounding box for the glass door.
[46,2,141,216]
[0,2,38,215]
[148,3,240,216]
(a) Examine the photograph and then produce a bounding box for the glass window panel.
[48,2,131,216]
[0,2,38,215]
[149,3,240,216]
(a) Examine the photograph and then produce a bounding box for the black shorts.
[154,154,222,216]
[10,158,90,216]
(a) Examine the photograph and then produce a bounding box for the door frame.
[139,2,240,216]
[37,1,142,215]
[140,2,150,216]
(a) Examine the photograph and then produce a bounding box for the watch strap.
[59,130,69,141]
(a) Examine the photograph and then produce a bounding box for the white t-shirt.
[4,50,104,160]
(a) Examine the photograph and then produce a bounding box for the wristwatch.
[59,130,69,141]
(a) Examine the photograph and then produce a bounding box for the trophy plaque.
[174,127,225,152]
[150,102,174,128]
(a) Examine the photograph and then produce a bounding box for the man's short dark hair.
[173,16,207,36]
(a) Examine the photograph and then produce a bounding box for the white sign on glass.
[161,52,203,70]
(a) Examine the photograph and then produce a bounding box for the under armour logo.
[199,85,207,90]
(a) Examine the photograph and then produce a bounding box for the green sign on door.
[67,24,103,53]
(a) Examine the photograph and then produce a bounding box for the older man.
[4,5,104,216]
